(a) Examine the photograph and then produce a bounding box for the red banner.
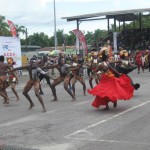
[7,20,17,37]
[72,29,88,55]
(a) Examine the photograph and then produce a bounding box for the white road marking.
[32,143,72,150]
[65,101,150,138]
[66,137,150,146]
[0,115,37,127]
[0,108,64,128]
[75,100,89,105]
[0,100,90,127]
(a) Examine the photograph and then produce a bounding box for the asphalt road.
[0,69,150,150]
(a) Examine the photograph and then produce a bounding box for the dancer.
[6,57,20,101]
[115,50,140,90]
[0,55,11,104]
[146,51,150,72]
[4,58,49,112]
[71,55,86,97]
[43,57,76,101]
[37,55,53,95]
[88,51,134,110]
[88,52,102,89]
[135,50,142,74]
[86,53,92,77]
[141,52,146,73]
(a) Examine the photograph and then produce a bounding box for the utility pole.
[64,34,66,51]
[25,28,28,51]
[54,0,57,50]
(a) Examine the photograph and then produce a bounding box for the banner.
[75,37,80,54]
[0,36,22,68]
[7,20,17,37]
[106,40,113,58]
[72,29,88,55]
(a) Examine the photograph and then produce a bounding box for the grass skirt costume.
[88,72,134,108]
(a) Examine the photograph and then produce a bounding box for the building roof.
[38,47,52,51]
[62,8,150,22]
[21,45,41,49]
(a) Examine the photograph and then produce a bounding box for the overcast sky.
[0,0,150,38]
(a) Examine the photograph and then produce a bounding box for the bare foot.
[3,98,9,101]
[6,100,9,104]
[104,104,109,110]
[16,98,20,101]
[42,107,46,112]
[28,103,35,110]
[3,99,9,104]
[71,97,76,102]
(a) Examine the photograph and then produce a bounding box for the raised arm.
[108,65,122,76]
[42,63,58,70]
[109,60,122,65]
[93,64,103,73]
[4,65,29,73]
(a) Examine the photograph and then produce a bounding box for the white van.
[38,51,50,58]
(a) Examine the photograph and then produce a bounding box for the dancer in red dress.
[88,51,134,110]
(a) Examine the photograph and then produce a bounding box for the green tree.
[56,29,65,46]
[49,30,70,47]
[85,31,93,45]
[66,31,76,46]
[0,16,10,36]
[28,32,50,47]
[15,24,26,37]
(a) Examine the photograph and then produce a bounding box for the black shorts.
[38,74,51,85]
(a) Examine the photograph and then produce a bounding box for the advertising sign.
[0,36,22,68]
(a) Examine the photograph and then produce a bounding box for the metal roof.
[62,8,150,22]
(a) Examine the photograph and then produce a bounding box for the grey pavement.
[0,69,150,150]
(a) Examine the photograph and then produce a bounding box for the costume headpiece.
[7,57,15,65]
[119,50,128,57]
[93,52,98,56]
[99,47,109,55]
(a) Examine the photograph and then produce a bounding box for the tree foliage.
[1,15,150,48]
[15,24,26,37]
[27,32,50,47]
[0,16,10,36]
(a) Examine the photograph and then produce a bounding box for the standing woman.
[88,51,134,110]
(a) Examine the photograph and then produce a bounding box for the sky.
[0,0,150,39]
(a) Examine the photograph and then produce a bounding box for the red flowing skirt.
[88,74,134,108]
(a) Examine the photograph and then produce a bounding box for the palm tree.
[0,15,9,36]
[15,24,26,37]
